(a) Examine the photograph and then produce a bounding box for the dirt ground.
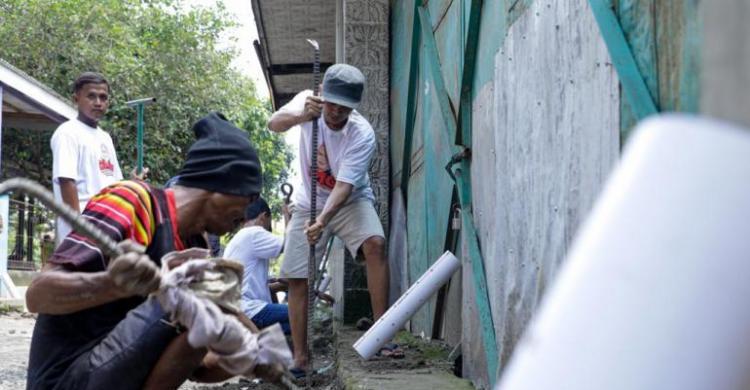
[0,303,339,390]
[335,328,473,390]
[0,303,470,390]
[0,311,35,390]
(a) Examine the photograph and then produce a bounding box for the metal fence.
[7,195,55,270]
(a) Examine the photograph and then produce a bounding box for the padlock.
[452,207,461,230]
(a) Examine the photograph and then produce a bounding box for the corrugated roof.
[251,0,337,109]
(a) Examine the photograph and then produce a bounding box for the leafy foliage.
[0,0,292,215]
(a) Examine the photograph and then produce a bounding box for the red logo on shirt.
[99,143,114,176]
[99,159,114,175]
[316,144,335,190]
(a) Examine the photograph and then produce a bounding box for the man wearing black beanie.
[26,112,281,389]
[176,112,262,197]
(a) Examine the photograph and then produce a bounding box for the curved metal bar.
[0,178,122,257]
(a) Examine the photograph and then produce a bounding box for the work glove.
[156,257,293,379]
[108,240,160,297]
[161,247,210,270]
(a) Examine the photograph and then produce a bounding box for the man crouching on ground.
[25,112,285,390]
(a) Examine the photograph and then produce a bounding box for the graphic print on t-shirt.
[316,143,336,190]
[98,143,115,176]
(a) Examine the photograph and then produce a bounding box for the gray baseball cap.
[322,64,365,109]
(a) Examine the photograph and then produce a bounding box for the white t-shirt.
[277,90,376,210]
[51,119,123,242]
[223,226,284,318]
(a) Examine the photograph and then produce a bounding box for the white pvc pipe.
[497,115,750,390]
[353,250,460,359]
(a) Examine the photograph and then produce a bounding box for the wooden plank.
[454,0,501,385]
[472,0,508,90]
[453,160,498,387]
[389,0,411,186]
[589,0,658,121]
[487,0,619,376]
[655,1,700,112]
[507,0,534,27]
[462,83,495,387]
[434,1,463,112]
[678,0,700,113]
[417,5,458,142]
[458,0,484,146]
[428,0,454,30]
[616,0,658,143]
[406,164,434,333]
[400,1,422,200]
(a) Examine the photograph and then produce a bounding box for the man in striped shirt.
[26,112,268,390]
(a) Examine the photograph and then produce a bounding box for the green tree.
[0,0,292,215]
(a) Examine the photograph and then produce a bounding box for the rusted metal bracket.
[444,147,472,182]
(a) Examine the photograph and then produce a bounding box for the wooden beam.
[457,0,483,147]
[417,5,457,141]
[400,1,422,202]
[589,0,658,124]
[616,0,659,144]
[1,112,59,131]
[452,0,500,386]
[270,62,334,75]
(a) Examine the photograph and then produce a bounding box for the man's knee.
[361,236,386,258]
[362,236,385,255]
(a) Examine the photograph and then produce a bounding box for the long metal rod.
[305,38,320,390]
[136,104,144,174]
[0,178,121,257]
[126,97,155,176]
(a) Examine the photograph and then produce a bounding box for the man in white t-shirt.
[268,64,394,374]
[51,72,145,245]
[223,198,289,334]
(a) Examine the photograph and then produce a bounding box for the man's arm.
[58,178,80,213]
[26,240,159,314]
[304,181,353,244]
[267,95,322,133]
[25,263,124,314]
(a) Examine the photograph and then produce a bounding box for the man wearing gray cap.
[269,64,394,374]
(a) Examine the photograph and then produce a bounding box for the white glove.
[108,240,160,297]
[155,258,293,377]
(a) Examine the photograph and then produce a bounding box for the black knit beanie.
[176,112,262,197]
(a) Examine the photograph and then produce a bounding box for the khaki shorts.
[280,200,385,279]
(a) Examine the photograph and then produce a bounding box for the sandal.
[376,343,405,359]
[289,367,307,380]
